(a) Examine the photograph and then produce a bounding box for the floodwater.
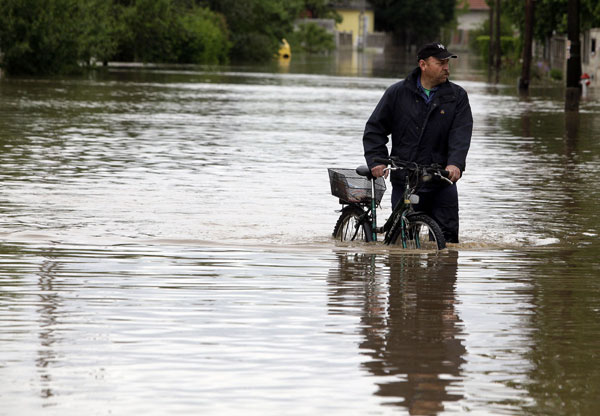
[1,51,600,415]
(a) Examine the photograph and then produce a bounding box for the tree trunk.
[519,0,535,91]
[495,0,501,83]
[565,0,581,111]
[488,1,494,74]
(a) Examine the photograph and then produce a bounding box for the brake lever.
[436,172,453,185]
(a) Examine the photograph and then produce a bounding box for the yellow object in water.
[278,39,291,60]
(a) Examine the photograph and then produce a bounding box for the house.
[451,0,490,49]
[582,28,600,86]
[330,0,378,49]
[547,28,600,87]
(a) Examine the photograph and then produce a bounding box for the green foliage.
[206,0,303,61]
[468,13,515,52]
[369,0,456,46]
[176,7,230,64]
[124,0,230,64]
[0,0,82,74]
[126,0,178,62]
[503,0,600,42]
[288,23,335,54]
[475,35,520,63]
[0,0,341,74]
[0,0,231,74]
[300,0,342,23]
[77,0,123,66]
[550,68,563,81]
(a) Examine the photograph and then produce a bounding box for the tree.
[205,0,303,61]
[0,0,86,74]
[504,0,600,43]
[0,0,333,74]
[109,0,229,64]
[518,0,535,91]
[369,0,456,47]
[300,0,342,22]
[288,22,335,54]
[175,6,230,64]
[77,0,123,66]
[565,0,581,111]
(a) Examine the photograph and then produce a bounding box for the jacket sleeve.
[446,88,473,172]
[363,87,394,169]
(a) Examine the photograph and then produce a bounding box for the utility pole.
[494,0,501,83]
[519,0,535,91]
[565,0,581,111]
[357,0,366,51]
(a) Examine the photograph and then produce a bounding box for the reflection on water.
[329,251,464,414]
[521,247,600,415]
[2,50,600,415]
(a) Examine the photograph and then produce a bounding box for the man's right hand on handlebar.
[371,164,389,179]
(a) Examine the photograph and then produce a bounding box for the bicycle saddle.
[355,165,373,179]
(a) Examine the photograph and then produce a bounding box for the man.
[363,42,472,243]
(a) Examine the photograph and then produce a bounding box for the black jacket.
[363,67,473,187]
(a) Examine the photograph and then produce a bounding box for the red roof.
[467,0,489,10]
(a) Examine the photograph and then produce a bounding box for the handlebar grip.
[440,170,450,178]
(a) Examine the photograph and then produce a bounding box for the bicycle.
[328,157,452,251]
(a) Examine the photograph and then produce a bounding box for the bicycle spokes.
[405,222,437,250]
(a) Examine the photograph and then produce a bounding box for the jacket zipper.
[412,98,438,160]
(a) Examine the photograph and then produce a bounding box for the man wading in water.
[363,42,473,243]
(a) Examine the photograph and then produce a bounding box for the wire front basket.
[328,168,386,205]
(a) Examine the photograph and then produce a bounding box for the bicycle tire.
[389,213,446,250]
[333,205,373,242]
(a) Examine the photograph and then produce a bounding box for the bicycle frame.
[380,175,419,246]
[363,159,451,245]
[370,177,378,241]
[331,159,450,248]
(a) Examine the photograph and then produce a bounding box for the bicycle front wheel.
[333,205,373,242]
[390,213,446,250]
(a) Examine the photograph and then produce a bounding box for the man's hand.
[445,165,461,182]
[371,164,388,179]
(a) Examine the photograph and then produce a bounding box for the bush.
[77,0,122,66]
[0,0,82,75]
[207,0,300,63]
[228,32,277,62]
[0,0,231,75]
[475,35,521,63]
[125,0,230,64]
[288,23,335,54]
[549,68,563,81]
[125,0,179,63]
[175,7,231,64]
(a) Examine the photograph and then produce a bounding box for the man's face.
[420,57,450,86]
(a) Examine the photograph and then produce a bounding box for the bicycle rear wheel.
[390,213,446,250]
[333,205,373,242]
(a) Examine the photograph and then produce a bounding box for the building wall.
[547,28,600,87]
[582,28,600,86]
[335,9,375,48]
[458,10,488,31]
[450,0,489,50]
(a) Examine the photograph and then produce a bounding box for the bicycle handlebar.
[374,157,448,175]
[373,157,453,184]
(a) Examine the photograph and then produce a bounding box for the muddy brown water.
[1,53,600,415]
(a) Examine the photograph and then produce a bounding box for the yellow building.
[332,0,375,49]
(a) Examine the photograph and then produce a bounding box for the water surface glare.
[1,63,600,415]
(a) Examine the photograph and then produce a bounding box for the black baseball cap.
[417,42,458,61]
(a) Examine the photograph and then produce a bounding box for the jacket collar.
[406,66,451,95]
